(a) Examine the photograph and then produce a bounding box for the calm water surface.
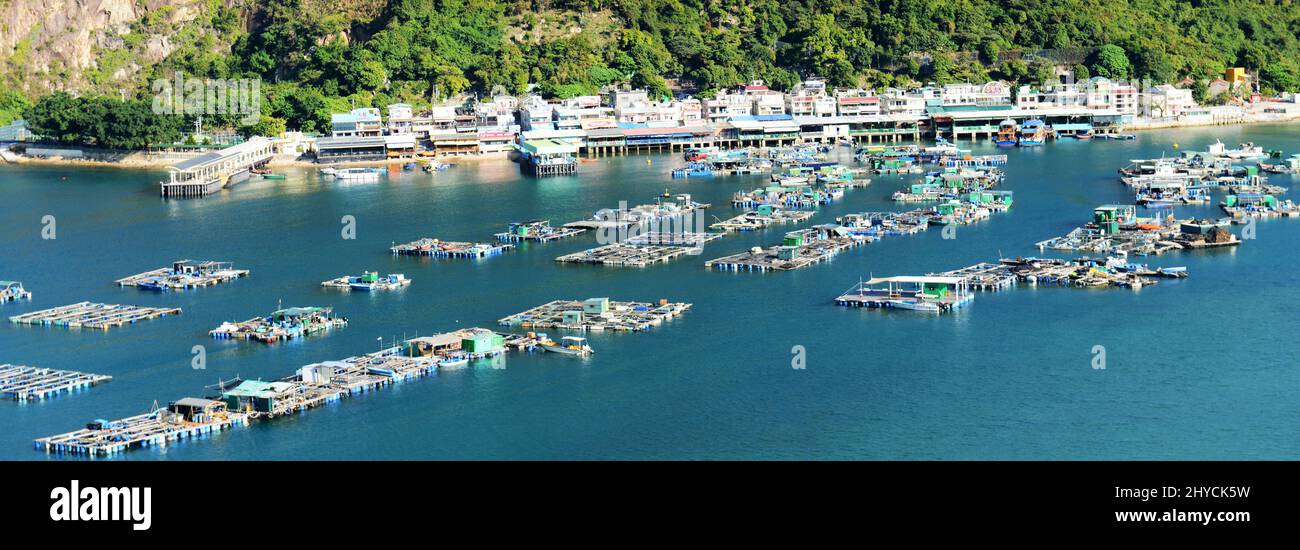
[2,124,1299,459]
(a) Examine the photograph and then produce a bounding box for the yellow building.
[1225,68,1248,85]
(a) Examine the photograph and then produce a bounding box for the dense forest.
[9,0,1300,145]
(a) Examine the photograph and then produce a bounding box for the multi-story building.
[785,79,837,117]
[939,82,1011,107]
[704,91,754,124]
[387,104,413,134]
[1015,78,1138,116]
[879,89,929,116]
[329,108,383,138]
[835,90,881,116]
[1142,84,1197,118]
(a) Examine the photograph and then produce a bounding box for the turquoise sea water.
[2,124,1298,460]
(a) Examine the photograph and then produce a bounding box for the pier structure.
[161,137,275,197]
[391,238,515,258]
[499,298,692,332]
[0,364,112,401]
[116,260,249,290]
[9,302,181,330]
[518,138,578,176]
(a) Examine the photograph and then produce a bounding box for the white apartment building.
[705,91,755,124]
[386,103,413,134]
[1015,78,1139,116]
[1142,84,1197,118]
[879,89,929,116]
[939,82,1012,107]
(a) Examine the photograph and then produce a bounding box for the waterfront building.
[329,108,384,138]
[1142,85,1197,118]
[836,91,882,116]
[387,104,413,134]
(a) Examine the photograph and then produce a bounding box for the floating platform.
[498,298,692,332]
[391,238,515,258]
[710,210,815,232]
[35,398,250,456]
[1,364,112,401]
[210,306,347,343]
[1,281,30,303]
[706,228,870,272]
[556,244,699,267]
[495,220,587,242]
[34,326,544,456]
[623,232,724,246]
[321,272,410,291]
[9,302,182,330]
[116,260,248,291]
[835,276,974,313]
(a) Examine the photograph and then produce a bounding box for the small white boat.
[437,354,469,368]
[541,336,593,356]
[889,299,942,312]
[321,167,382,181]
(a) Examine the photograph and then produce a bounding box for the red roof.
[839,97,880,105]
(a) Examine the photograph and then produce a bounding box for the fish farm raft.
[1,281,31,303]
[9,302,182,330]
[498,297,692,331]
[210,306,348,343]
[391,237,515,258]
[1,364,112,401]
[115,260,249,291]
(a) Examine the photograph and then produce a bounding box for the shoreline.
[4,116,1297,171]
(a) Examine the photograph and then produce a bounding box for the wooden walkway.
[0,364,111,401]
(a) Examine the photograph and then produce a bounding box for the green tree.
[1091,45,1131,80]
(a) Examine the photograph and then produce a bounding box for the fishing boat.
[993,119,1018,147]
[1207,140,1265,160]
[136,278,169,292]
[423,160,450,172]
[402,162,417,171]
[1074,128,1094,140]
[540,335,593,356]
[1017,120,1045,146]
[437,354,469,368]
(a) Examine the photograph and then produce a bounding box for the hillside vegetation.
[6,0,1300,141]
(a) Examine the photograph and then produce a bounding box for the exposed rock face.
[0,0,205,94]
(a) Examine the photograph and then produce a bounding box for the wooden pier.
[391,238,515,258]
[498,298,692,332]
[0,364,111,401]
[9,302,182,330]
